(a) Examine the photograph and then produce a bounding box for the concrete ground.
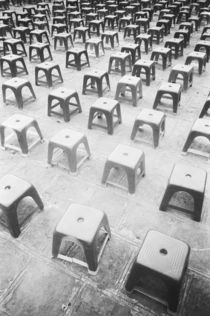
[1,3,210,316]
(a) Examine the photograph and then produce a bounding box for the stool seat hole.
[159,248,168,255]
[4,185,11,190]
[16,120,20,123]
[65,135,70,138]
[77,217,84,223]
[204,124,210,127]
[185,173,192,178]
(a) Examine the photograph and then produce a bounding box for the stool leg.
[106,112,114,135]
[182,131,196,152]
[152,126,160,148]
[0,126,5,148]
[130,120,140,140]
[159,185,176,212]
[82,76,88,95]
[6,204,21,238]
[101,162,112,184]
[48,142,55,165]
[66,149,77,172]
[82,137,91,157]
[193,193,204,222]
[32,120,43,140]
[16,130,28,154]
[125,263,143,293]
[199,100,210,118]
[88,108,95,129]
[168,284,180,313]
[127,170,136,194]
[83,241,98,273]
[27,185,44,210]
[26,82,36,100]
[74,93,82,113]
[52,231,63,257]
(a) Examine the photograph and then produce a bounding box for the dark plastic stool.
[0,54,28,77]
[194,40,210,62]
[151,47,172,70]
[121,43,141,65]
[13,26,30,43]
[130,109,165,148]
[115,75,143,107]
[160,163,207,222]
[54,32,74,50]
[48,129,90,172]
[168,64,194,91]
[0,174,44,237]
[153,82,182,113]
[102,144,145,194]
[135,34,152,54]
[30,29,50,44]
[52,203,111,274]
[88,97,122,135]
[89,19,104,36]
[73,26,90,43]
[124,24,140,40]
[66,47,90,70]
[2,78,36,109]
[199,96,210,118]
[35,62,63,87]
[132,59,155,86]
[148,26,164,44]
[164,38,184,59]
[125,230,190,313]
[182,118,210,158]
[85,38,105,57]
[101,30,119,49]
[0,114,43,155]
[174,29,190,48]
[48,87,82,122]
[82,70,110,97]
[3,38,27,57]
[108,52,132,76]
[118,16,132,31]
[29,42,53,62]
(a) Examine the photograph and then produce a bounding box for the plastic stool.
[13,26,30,43]
[101,30,119,49]
[194,40,210,62]
[73,26,90,43]
[130,109,165,147]
[66,47,90,71]
[54,32,74,50]
[185,51,207,75]
[48,87,82,122]
[115,75,143,107]
[101,144,145,194]
[174,29,190,48]
[124,24,140,40]
[148,26,164,44]
[89,19,104,36]
[125,230,190,313]
[88,97,121,135]
[29,42,53,62]
[82,70,110,97]
[48,129,91,172]
[85,38,105,57]
[153,82,182,113]
[160,163,207,222]
[199,96,210,118]
[52,203,111,274]
[3,38,27,56]
[0,54,28,77]
[0,114,43,155]
[135,34,152,54]
[168,64,194,91]
[108,52,132,76]
[2,78,36,109]
[151,47,172,70]
[182,118,210,158]
[164,38,184,59]
[35,61,63,87]
[30,29,50,44]
[121,43,141,65]
[0,174,44,237]
[132,59,155,86]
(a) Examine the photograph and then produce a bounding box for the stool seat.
[125,230,190,313]
[48,129,90,172]
[0,174,44,237]
[52,203,111,274]
[102,144,145,194]
[160,163,207,221]
[131,109,165,147]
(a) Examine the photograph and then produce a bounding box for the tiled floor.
[1,3,210,316]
